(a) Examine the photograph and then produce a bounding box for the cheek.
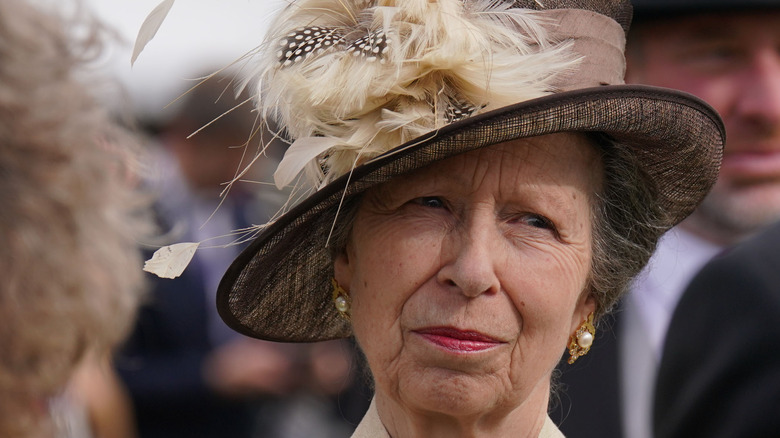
[679,77,736,117]
[504,248,591,355]
[348,224,444,363]
[351,228,442,304]
[507,245,591,307]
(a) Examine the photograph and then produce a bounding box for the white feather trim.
[143,242,199,279]
[249,0,582,189]
[274,137,340,189]
[132,0,176,66]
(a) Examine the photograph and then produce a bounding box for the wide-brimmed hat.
[217,0,725,342]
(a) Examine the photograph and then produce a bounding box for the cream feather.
[274,136,340,189]
[143,242,199,279]
[246,0,581,189]
[132,0,176,66]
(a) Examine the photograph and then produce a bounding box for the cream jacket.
[351,398,565,438]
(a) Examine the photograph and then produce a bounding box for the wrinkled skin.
[335,133,600,437]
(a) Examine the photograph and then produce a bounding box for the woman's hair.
[0,0,150,435]
[587,133,669,319]
[326,133,669,323]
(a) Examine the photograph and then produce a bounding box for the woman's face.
[334,133,600,420]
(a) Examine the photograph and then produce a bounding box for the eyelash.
[522,214,554,230]
[416,196,445,209]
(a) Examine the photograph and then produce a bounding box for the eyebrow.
[679,22,741,42]
[492,179,591,226]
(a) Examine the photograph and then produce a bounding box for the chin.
[700,186,780,235]
[393,364,519,418]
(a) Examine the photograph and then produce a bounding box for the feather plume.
[143,242,199,279]
[132,0,176,66]
[274,136,340,189]
[244,0,581,189]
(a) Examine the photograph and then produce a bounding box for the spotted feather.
[446,100,484,123]
[277,26,344,66]
[346,29,390,63]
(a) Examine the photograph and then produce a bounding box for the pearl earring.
[331,278,351,320]
[567,312,595,364]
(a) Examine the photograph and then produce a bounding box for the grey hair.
[327,133,670,323]
[327,194,364,262]
[0,0,151,435]
[587,133,669,319]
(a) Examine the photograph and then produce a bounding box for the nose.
[736,47,780,131]
[436,215,501,298]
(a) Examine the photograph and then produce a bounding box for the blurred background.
[74,0,286,119]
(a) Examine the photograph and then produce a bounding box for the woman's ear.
[570,292,597,334]
[332,247,353,291]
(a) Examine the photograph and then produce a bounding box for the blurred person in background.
[116,73,367,438]
[654,221,780,437]
[0,0,151,437]
[554,1,780,437]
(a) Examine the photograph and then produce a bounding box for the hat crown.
[513,0,632,32]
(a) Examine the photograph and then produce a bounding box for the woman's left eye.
[514,213,557,232]
[414,196,445,209]
[525,214,552,229]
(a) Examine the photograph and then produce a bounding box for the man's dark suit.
[653,222,780,438]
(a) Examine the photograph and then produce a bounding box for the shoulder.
[670,221,780,344]
[704,222,780,275]
[540,415,566,438]
[350,398,390,438]
[655,222,780,438]
[681,221,780,310]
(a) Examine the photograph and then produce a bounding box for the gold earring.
[331,278,351,320]
[567,312,595,364]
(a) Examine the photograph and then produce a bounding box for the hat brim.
[217,84,724,342]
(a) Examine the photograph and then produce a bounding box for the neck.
[374,384,550,438]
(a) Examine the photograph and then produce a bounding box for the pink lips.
[721,150,780,180]
[415,327,502,353]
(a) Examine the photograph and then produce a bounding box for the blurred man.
[655,222,780,438]
[555,1,780,437]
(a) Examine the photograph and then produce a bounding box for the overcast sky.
[69,0,286,117]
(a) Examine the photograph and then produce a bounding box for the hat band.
[543,9,626,90]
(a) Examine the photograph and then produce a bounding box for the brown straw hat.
[217,0,725,342]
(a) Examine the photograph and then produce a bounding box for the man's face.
[627,11,780,243]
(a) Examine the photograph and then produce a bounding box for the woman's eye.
[519,214,556,231]
[414,196,445,209]
[681,42,744,73]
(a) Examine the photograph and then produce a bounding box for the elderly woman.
[171,0,724,436]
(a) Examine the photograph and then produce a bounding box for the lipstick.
[415,327,502,352]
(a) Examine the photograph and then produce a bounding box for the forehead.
[377,132,603,197]
[637,11,780,43]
